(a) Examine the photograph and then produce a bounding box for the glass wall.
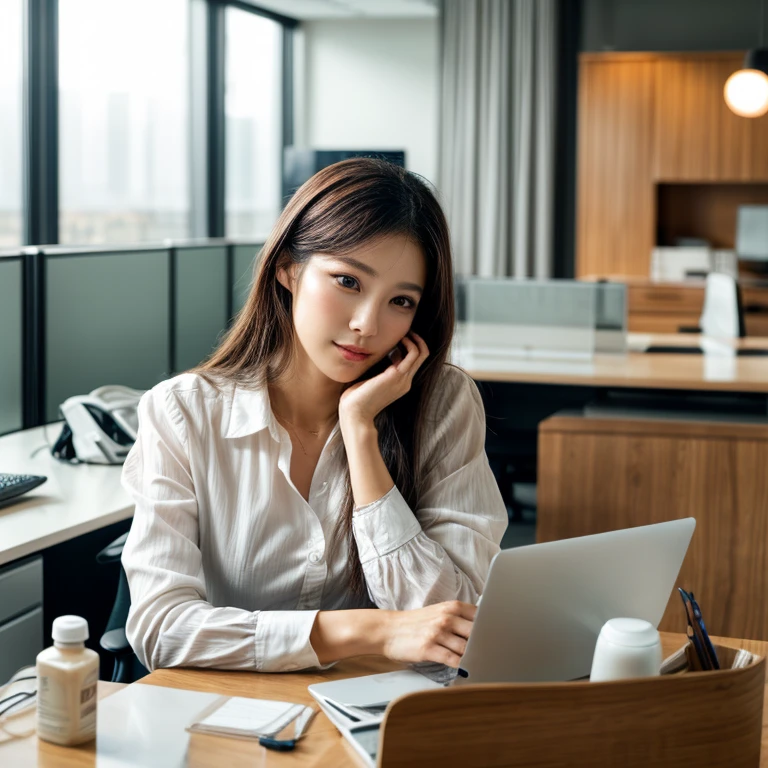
[58,0,191,244]
[225,6,282,239]
[0,0,23,246]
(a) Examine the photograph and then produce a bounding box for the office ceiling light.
[725,2,768,118]
[724,50,768,118]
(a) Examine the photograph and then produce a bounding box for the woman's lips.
[334,342,372,362]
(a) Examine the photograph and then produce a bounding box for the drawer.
[628,314,701,334]
[741,287,768,314]
[745,314,768,338]
[0,607,43,682]
[628,285,705,315]
[0,556,43,626]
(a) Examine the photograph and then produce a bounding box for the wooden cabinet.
[538,415,768,641]
[653,56,763,181]
[625,281,768,336]
[577,52,768,277]
[576,59,655,278]
[628,283,704,333]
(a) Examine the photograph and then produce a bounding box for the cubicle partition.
[456,278,627,359]
[173,243,230,374]
[0,240,263,430]
[0,252,24,435]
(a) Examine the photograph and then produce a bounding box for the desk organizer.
[377,644,765,768]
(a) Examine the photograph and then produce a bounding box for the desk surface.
[0,425,133,567]
[453,328,768,392]
[7,632,768,767]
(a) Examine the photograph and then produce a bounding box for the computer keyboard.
[0,473,47,504]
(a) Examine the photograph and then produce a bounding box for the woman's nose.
[349,302,378,337]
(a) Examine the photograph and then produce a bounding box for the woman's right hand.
[380,601,477,668]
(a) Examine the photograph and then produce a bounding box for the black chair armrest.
[100,627,131,655]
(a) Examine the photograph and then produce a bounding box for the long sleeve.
[121,384,323,673]
[352,367,508,609]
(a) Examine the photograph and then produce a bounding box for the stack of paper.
[188,697,314,740]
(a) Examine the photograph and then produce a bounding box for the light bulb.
[724,68,768,117]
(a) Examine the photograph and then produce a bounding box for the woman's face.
[279,233,427,384]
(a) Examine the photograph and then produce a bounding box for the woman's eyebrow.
[332,256,423,294]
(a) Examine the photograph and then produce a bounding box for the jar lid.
[600,617,659,647]
[52,615,89,643]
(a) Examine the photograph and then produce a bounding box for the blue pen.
[259,707,318,752]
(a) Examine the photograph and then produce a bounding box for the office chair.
[95,533,148,683]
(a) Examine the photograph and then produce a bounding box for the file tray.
[376,643,765,768]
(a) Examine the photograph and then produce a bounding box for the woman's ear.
[276,262,295,293]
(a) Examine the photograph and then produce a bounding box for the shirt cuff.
[352,485,422,564]
[254,610,325,672]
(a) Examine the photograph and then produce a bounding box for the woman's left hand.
[339,332,430,430]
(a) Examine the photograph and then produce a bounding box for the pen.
[259,706,318,752]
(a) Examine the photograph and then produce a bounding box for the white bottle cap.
[52,615,89,644]
[600,617,658,647]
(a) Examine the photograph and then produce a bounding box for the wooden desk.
[453,328,768,393]
[5,633,768,767]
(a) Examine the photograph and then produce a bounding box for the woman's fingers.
[396,333,429,376]
[448,616,475,640]
[436,630,469,659]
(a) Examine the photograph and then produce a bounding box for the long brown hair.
[198,157,455,595]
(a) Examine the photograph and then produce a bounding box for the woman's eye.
[392,296,416,310]
[334,275,359,290]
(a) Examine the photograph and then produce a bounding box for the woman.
[121,158,508,673]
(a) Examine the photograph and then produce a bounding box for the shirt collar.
[224,379,281,441]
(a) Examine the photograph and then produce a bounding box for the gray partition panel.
[0,258,23,434]
[232,244,262,317]
[175,246,229,372]
[45,250,170,422]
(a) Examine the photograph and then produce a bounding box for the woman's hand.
[380,601,477,668]
[339,331,429,431]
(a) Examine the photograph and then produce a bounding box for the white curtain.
[438,0,557,278]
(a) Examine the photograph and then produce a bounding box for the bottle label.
[37,667,98,738]
[80,669,98,730]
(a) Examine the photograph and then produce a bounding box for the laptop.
[309,518,696,754]
[455,517,695,684]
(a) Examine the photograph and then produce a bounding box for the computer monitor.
[736,205,768,261]
[282,148,406,206]
[0,253,23,434]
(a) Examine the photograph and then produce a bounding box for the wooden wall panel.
[654,57,751,181]
[538,415,768,641]
[576,60,656,278]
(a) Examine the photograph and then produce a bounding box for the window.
[225,7,282,238]
[58,0,190,244]
[0,0,23,246]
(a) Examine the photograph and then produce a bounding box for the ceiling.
[242,0,439,20]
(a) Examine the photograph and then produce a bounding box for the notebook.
[188,696,315,740]
[308,670,443,766]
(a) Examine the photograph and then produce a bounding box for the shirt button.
[308,551,323,564]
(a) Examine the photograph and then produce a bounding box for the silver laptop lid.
[457,518,695,684]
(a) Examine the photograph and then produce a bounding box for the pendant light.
[724,1,768,117]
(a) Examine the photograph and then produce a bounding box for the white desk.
[0,424,133,567]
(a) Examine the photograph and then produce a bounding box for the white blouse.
[121,364,508,673]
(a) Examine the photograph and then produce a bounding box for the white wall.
[298,19,439,185]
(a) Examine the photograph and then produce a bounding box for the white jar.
[36,615,100,745]
[590,617,662,682]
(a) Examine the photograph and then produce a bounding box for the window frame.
[22,0,297,245]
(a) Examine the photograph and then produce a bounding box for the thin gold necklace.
[273,411,336,456]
